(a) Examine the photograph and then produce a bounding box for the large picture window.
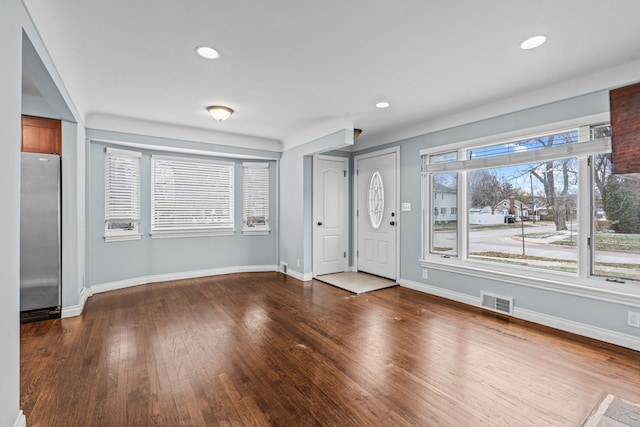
[421,121,640,292]
[151,155,235,237]
[104,147,141,242]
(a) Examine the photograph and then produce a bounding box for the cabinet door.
[21,116,62,155]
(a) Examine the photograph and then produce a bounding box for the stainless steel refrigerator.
[20,152,61,322]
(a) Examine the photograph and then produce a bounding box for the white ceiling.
[22,0,640,151]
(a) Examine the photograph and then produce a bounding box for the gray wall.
[279,130,352,276]
[351,91,640,341]
[61,121,86,309]
[0,0,23,424]
[394,92,610,283]
[86,131,280,286]
[2,1,89,422]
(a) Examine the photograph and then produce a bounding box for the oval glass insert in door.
[368,171,384,229]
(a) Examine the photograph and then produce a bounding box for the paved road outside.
[432,221,640,277]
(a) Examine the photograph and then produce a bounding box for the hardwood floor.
[20,272,640,426]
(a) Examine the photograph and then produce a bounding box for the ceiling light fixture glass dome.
[520,35,547,50]
[196,46,220,59]
[207,105,234,121]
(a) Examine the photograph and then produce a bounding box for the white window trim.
[242,162,270,235]
[150,154,235,238]
[104,147,142,242]
[420,114,640,307]
[151,230,236,239]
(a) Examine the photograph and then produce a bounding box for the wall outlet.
[629,311,640,328]
[296,259,301,268]
[422,269,428,279]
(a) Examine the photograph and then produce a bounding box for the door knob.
[317,221,323,226]
[390,221,396,226]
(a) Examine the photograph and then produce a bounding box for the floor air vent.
[481,292,513,315]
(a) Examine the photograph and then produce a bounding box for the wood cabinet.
[21,115,62,155]
[610,82,640,174]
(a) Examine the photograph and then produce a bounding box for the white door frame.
[312,154,349,277]
[353,146,400,281]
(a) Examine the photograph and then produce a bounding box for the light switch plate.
[401,202,411,212]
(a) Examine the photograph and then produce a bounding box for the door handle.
[390,221,395,226]
[317,221,323,226]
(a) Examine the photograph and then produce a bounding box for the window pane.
[243,163,269,229]
[430,152,458,164]
[431,173,457,255]
[593,153,640,280]
[104,148,141,237]
[468,131,578,160]
[468,158,579,273]
[368,171,384,229]
[151,156,234,234]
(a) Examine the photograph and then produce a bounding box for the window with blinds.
[151,155,235,237]
[104,147,141,241]
[242,162,270,234]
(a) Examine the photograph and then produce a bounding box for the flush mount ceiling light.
[196,46,220,59]
[376,101,390,108]
[520,35,547,50]
[207,105,234,121]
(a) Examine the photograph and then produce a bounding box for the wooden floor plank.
[20,272,640,426]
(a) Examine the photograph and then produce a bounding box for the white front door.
[356,149,398,280]
[313,155,348,276]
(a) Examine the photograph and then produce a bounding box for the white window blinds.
[242,162,270,233]
[151,155,235,236]
[104,147,141,241]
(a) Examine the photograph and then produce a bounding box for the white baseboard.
[514,307,640,351]
[400,278,480,307]
[399,278,640,352]
[285,268,313,282]
[90,265,279,295]
[13,411,26,427]
[61,286,93,318]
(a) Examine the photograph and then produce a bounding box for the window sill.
[419,256,640,307]
[150,229,236,239]
[104,233,142,242]
[242,228,270,236]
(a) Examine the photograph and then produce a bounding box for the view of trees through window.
[594,153,640,280]
[467,157,580,272]
[426,127,640,281]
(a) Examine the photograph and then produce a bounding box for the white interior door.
[356,149,398,280]
[313,155,348,276]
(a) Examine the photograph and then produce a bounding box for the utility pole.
[530,171,535,224]
[521,201,526,256]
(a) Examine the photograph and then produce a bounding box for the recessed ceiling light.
[196,46,220,59]
[520,35,547,50]
[376,101,390,108]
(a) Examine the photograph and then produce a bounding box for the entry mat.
[582,393,640,427]
[315,272,397,295]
